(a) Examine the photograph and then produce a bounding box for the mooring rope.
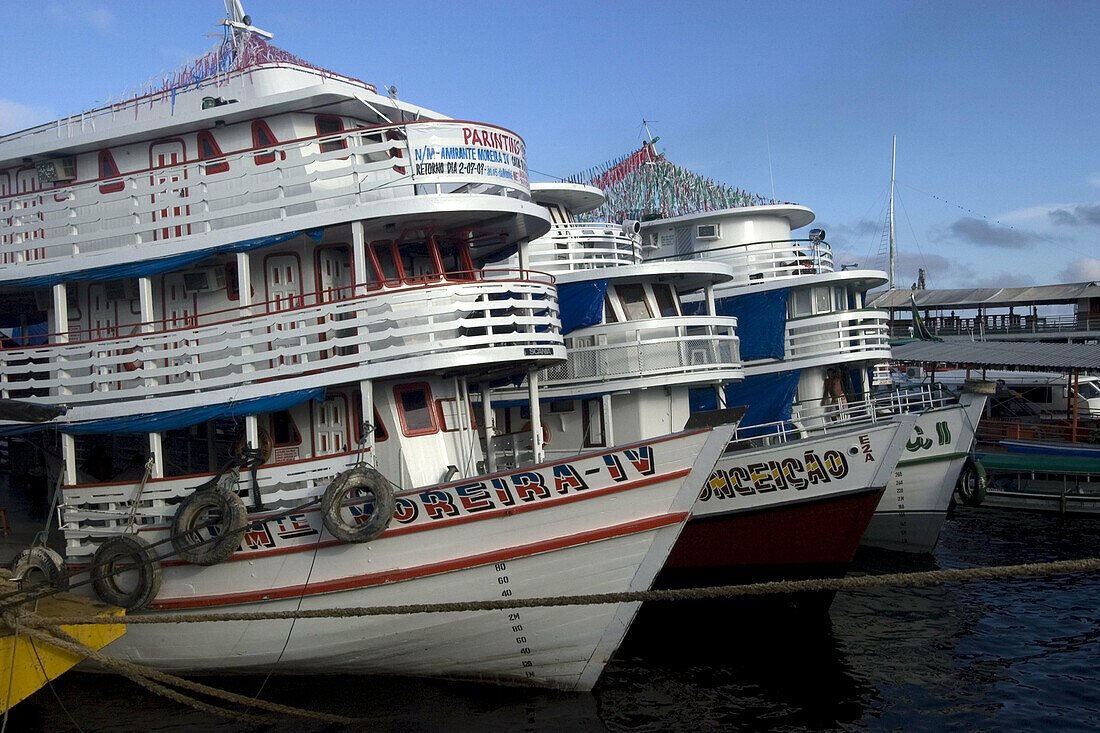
[5,556,1099,724]
[17,556,1100,627]
[0,613,357,725]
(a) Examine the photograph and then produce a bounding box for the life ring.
[91,534,163,611]
[321,465,396,543]
[10,546,69,591]
[121,346,141,372]
[170,484,249,565]
[233,428,273,465]
[955,456,987,508]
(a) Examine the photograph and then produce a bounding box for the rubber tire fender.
[91,534,162,611]
[171,485,249,566]
[955,456,987,508]
[321,465,396,543]
[10,546,69,591]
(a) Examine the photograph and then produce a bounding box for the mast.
[889,135,897,290]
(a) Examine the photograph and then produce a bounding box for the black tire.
[171,485,249,566]
[955,457,987,508]
[321,465,396,543]
[91,534,162,611]
[10,546,69,591]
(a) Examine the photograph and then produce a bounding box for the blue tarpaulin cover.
[7,229,324,288]
[713,289,789,360]
[0,387,325,436]
[556,279,608,335]
[690,370,801,431]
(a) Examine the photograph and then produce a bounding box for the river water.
[9,506,1100,732]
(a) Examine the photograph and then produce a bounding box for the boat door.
[162,273,198,383]
[313,394,350,456]
[316,245,353,358]
[265,253,304,368]
[149,140,191,241]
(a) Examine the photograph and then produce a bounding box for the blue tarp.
[556,279,608,335]
[713,289,789,360]
[6,229,324,288]
[0,387,325,436]
[718,370,801,428]
[5,321,49,347]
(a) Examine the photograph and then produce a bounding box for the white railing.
[527,222,641,273]
[0,272,562,415]
[0,119,529,279]
[651,239,834,285]
[785,310,891,362]
[540,316,741,389]
[737,384,955,447]
[58,450,357,558]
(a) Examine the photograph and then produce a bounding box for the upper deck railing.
[781,309,892,364]
[0,119,531,283]
[888,313,1100,340]
[649,238,834,286]
[538,315,742,392]
[527,222,641,273]
[0,270,561,421]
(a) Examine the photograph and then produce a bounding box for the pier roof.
[868,282,1100,310]
[890,339,1100,374]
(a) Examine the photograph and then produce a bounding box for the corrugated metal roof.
[868,282,1100,309]
[890,339,1100,373]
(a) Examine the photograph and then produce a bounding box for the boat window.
[225,263,240,301]
[270,410,301,446]
[788,288,812,318]
[654,284,679,317]
[437,241,473,280]
[603,295,619,323]
[544,204,566,224]
[369,241,402,286]
[617,283,652,321]
[399,242,440,283]
[814,286,832,314]
[197,131,229,174]
[834,287,846,312]
[395,383,438,436]
[316,115,346,153]
[549,400,574,413]
[252,121,279,165]
[582,399,605,447]
[435,398,477,432]
[98,151,124,194]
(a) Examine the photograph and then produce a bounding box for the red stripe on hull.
[150,512,688,610]
[667,489,884,569]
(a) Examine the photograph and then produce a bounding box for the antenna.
[640,119,659,146]
[765,119,775,202]
[889,135,897,290]
[220,0,273,40]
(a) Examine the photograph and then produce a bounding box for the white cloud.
[999,204,1076,223]
[1089,173,1100,188]
[0,99,55,135]
[1057,257,1100,283]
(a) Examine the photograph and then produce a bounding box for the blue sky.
[3,1,1097,290]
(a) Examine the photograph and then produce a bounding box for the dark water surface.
[9,507,1100,732]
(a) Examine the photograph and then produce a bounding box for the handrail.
[1,268,555,350]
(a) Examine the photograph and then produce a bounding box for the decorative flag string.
[566,142,780,222]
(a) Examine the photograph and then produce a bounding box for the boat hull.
[862,395,986,553]
[88,427,732,691]
[664,420,905,575]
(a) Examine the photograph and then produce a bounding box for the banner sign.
[406,122,529,190]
